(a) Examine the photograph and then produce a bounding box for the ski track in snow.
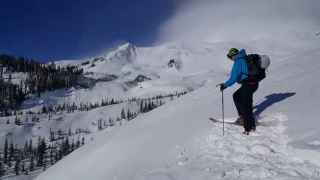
[195,114,320,180]
[130,114,320,180]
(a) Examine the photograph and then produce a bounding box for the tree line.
[0,54,83,117]
[0,134,86,177]
[3,91,188,120]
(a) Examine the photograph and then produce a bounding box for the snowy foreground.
[34,46,320,179]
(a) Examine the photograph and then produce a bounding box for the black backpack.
[242,54,270,82]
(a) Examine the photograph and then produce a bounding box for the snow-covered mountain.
[1,24,320,179]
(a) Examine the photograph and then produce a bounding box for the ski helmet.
[227,48,239,59]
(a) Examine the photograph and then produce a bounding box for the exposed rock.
[134,75,151,82]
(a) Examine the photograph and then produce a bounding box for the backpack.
[242,54,270,82]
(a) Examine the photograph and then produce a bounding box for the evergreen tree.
[144,101,148,112]
[43,162,47,171]
[81,137,85,146]
[98,119,102,130]
[14,116,21,125]
[76,136,81,149]
[9,140,14,161]
[50,127,54,141]
[0,162,4,177]
[58,149,62,160]
[58,128,62,136]
[121,108,126,120]
[25,115,29,122]
[21,160,26,172]
[60,139,65,156]
[6,119,9,124]
[42,106,47,114]
[151,101,155,110]
[148,100,152,111]
[54,151,58,162]
[4,138,8,164]
[24,141,28,156]
[127,109,130,121]
[37,137,46,166]
[20,150,24,161]
[71,139,75,152]
[140,100,143,113]
[14,157,20,175]
[43,149,47,171]
[30,156,35,171]
[65,137,70,155]
[68,126,72,136]
[29,139,33,153]
[50,146,53,165]
[109,118,112,126]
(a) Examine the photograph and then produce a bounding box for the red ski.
[209,118,242,126]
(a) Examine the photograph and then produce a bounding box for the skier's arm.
[224,61,241,89]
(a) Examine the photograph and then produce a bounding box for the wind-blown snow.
[155,0,320,45]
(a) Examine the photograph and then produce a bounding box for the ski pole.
[222,90,224,136]
[216,83,225,136]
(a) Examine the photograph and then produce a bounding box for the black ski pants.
[233,83,259,131]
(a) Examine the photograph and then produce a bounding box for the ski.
[209,118,242,126]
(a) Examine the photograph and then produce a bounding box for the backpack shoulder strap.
[241,55,249,76]
[242,55,248,61]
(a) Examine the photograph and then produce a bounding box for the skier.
[217,48,259,135]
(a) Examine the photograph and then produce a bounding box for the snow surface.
[30,32,320,179]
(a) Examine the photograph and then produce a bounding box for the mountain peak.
[95,42,137,65]
[117,43,136,52]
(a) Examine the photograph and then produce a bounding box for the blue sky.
[0,0,178,62]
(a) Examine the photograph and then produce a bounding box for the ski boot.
[235,116,243,126]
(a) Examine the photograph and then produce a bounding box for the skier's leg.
[241,85,254,132]
[233,87,243,117]
[251,83,259,129]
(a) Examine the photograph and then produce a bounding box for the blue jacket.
[224,49,248,88]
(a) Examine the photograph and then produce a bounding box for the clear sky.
[0,0,177,62]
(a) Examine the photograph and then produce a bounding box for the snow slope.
[35,37,320,179]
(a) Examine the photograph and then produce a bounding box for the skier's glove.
[216,83,225,92]
[220,84,225,92]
